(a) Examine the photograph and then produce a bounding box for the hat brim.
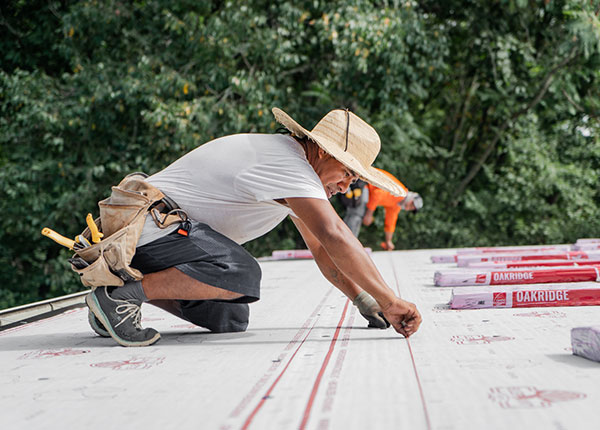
[272,108,407,198]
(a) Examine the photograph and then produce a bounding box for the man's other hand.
[353,291,390,329]
[380,240,395,251]
[381,298,422,337]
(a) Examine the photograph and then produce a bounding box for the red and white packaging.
[431,244,572,264]
[456,251,600,267]
[572,243,600,251]
[450,283,600,309]
[431,254,457,263]
[271,248,372,260]
[466,259,600,269]
[435,266,600,287]
[575,238,600,245]
[455,244,571,255]
[571,326,600,363]
[271,249,314,259]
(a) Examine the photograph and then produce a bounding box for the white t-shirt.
[137,133,327,246]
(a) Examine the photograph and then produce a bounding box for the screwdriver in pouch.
[73,235,91,250]
[41,228,76,250]
[75,235,91,247]
[86,213,103,243]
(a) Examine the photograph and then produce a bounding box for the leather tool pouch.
[70,173,187,288]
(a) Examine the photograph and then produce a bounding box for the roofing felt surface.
[1,249,599,430]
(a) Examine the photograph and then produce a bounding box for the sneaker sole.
[88,310,110,337]
[85,292,161,347]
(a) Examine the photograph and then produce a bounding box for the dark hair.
[277,129,313,147]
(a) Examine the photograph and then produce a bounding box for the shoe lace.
[114,302,143,329]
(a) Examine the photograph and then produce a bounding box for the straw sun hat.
[272,107,407,197]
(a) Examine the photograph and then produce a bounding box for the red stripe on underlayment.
[389,255,432,430]
[405,340,431,429]
[239,289,333,430]
[298,299,350,430]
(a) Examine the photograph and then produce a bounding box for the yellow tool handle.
[41,228,75,250]
[86,213,103,243]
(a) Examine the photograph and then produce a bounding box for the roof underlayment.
[1,249,599,430]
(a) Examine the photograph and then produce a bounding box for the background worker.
[362,169,423,251]
[338,179,368,236]
[86,108,422,347]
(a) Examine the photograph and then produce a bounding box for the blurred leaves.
[1,0,599,308]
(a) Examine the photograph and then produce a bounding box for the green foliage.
[1,0,599,308]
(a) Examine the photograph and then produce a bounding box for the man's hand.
[380,240,395,251]
[380,298,422,337]
[285,198,419,337]
[353,291,390,329]
[381,231,395,251]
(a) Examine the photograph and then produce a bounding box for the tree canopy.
[1,0,599,308]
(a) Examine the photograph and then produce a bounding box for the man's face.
[315,151,359,198]
[399,195,417,211]
[404,198,416,211]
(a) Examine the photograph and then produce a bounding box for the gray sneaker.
[86,287,160,347]
[88,309,110,337]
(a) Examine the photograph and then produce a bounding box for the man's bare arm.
[285,197,422,337]
[290,215,362,300]
[291,215,391,329]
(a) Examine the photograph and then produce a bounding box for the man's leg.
[343,188,369,237]
[142,267,243,301]
[131,221,261,303]
[143,270,251,333]
[343,209,363,237]
[88,221,261,347]
[86,287,162,347]
[149,299,249,333]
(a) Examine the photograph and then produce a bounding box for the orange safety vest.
[366,169,408,233]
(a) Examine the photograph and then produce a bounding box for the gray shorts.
[131,221,261,332]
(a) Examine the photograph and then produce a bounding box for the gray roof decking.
[1,249,599,429]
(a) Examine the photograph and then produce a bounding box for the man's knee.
[227,246,262,288]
